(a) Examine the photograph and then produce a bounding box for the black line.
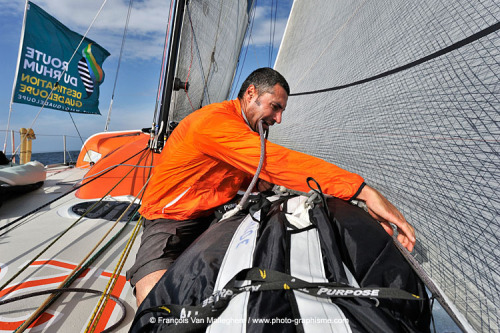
[290,21,500,96]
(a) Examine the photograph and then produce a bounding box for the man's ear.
[246,84,257,100]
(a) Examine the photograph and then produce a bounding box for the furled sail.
[272,0,499,332]
[168,0,252,122]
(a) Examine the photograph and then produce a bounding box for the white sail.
[273,0,499,332]
[170,0,252,122]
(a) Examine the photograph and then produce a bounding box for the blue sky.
[0,0,293,153]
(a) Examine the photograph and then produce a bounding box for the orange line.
[0,312,53,330]
[32,259,77,270]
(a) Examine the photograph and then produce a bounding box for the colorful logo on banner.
[13,1,110,114]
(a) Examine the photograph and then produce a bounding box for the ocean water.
[7,150,81,165]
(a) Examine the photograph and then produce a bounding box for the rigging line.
[31,182,146,329]
[68,111,92,163]
[17,184,146,332]
[0,147,148,236]
[86,215,144,333]
[80,163,154,182]
[229,0,258,99]
[290,20,500,96]
[269,0,278,67]
[185,8,196,113]
[104,0,134,132]
[153,0,175,126]
[3,1,29,154]
[14,219,135,332]
[392,238,471,333]
[268,0,273,66]
[0,148,151,299]
[1,288,126,333]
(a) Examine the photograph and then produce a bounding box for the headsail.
[12,1,110,115]
[273,0,499,331]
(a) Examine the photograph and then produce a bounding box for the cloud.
[18,0,170,61]
[247,3,290,47]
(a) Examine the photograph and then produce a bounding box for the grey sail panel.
[169,0,251,122]
[273,0,499,332]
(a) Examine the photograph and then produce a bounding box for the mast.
[155,0,187,151]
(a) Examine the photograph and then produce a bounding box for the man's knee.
[135,269,167,307]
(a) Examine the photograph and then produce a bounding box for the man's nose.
[274,111,282,124]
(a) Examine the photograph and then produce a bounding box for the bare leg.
[135,269,167,307]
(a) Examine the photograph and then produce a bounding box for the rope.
[14,209,138,332]
[229,0,257,99]
[12,150,152,331]
[15,188,143,331]
[104,0,134,131]
[0,148,151,292]
[85,214,144,333]
[221,120,266,220]
[152,0,175,125]
[0,147,148,236]
[68,112,91,161]
[268,0,278,66]
[289,21,500,96]
[0,288,126,333]
[392,239,470,333]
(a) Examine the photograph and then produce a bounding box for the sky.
[0,0,293,153]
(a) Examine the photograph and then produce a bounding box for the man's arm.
[355,185,415,252]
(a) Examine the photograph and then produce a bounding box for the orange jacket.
[139,99,364,220]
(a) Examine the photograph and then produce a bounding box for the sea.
[7,150,81,165]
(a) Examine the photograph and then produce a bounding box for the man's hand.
[356,185,415,252]
[256,178,274,192]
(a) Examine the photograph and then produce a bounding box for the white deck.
[0,165,140,332]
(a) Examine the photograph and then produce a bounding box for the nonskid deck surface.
[0,165,140,332]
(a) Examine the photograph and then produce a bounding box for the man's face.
[245,84,288,132]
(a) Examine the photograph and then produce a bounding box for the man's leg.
[134,269,167,307]
[126,216,213,307]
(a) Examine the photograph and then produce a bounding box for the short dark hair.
[238,67,290,99]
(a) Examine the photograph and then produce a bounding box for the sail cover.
[168,0,252,122]
[272,0,499,331]
[131,195,431,332]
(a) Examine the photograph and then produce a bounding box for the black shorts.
[126,216,213,287]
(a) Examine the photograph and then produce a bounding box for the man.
[127,68,415,306]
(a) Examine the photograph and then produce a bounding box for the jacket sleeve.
[194,111,365,200]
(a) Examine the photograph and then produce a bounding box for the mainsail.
[168,0,252,122]
[273,0,499,332]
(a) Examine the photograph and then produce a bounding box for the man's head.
[238,68,290,132]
